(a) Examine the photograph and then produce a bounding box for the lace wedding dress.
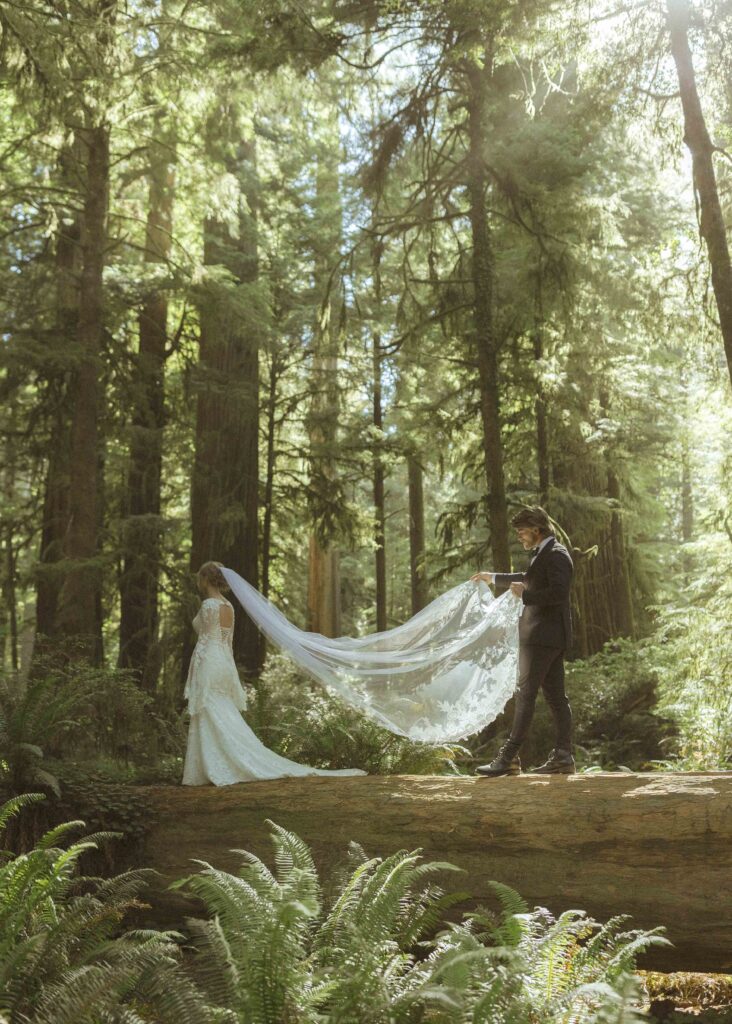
[182,596,365,785]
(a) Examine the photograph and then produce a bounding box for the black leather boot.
[530,748,576,774]
[475,742,521,777]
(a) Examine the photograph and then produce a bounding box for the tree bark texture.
[261,352,281,601]
[190,131,261,674]
[668,0,732,392]
[55,125,108,663]
[35,144,79,646]
[407,454,428,614]
[532,281,550,504]
[119,124,175,689]
[140,772,732,973]
[465,54,511,575]
[306,130,343,637]
[372,241,387,632]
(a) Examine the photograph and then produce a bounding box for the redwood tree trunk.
[599,387,635,639]
[407,454,428,614]
[3,400,18,670]
[465,54,511,574]
[190,134,261,675]
[261,352,280,601]
[56,125,108,663]
[532,280,550,504]
[119,126,175,689]
[306,332,341,637]
[668,0,732,391]
[606,470,635,639]
[306,129,342,638]
[372,242,387,632]
[35,145,78,645]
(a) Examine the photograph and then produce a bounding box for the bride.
[183,558,522,786]
[182,561,365,785]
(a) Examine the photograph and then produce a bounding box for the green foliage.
[0,672,84,798]
[0,0,730,784]
[249,653,469,775]
[647,545,732,769]
[47,762,154,872]
[175,821,666,1023]
[0,799,670,1023]
[0,658,184,799]
[0,667,167,865]
[563,640,675,771]
[0,795,214,1024]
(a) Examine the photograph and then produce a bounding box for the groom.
[471,506,575,776]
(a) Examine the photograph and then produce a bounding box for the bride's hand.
[510,582,526,598]
[471,571,494,584]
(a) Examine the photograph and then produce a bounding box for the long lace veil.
[221,569,521,743]
[219,569,522,745]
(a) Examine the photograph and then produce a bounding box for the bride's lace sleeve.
[220,602,234,651]
[198,599,223,639]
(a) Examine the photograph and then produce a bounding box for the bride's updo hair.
[197,560,230,593]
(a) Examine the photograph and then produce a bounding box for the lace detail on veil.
[220,570,521,743]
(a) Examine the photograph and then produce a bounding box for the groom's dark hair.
[511,505,554,537]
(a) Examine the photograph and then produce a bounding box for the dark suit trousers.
[508,645,573,752]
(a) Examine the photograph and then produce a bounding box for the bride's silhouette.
[182,561,364,785]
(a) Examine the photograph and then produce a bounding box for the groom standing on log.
[471,506,575,777]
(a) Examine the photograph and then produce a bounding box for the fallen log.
[140,772,732,972]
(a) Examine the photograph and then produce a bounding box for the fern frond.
[0,793,45,834]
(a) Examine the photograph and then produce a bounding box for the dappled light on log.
[139,772,732,973]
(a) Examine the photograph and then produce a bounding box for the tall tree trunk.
[407,453,428,614]
[119,124,175,689]
[55,124,108,663]
[533,278,550,504]
[2,398,18,671]
[307,124,342,637]
[372,241,387,632]
[465,53,511,573]
[681,432,694,583]
[599,387,635,639]
[35,146,79,644]
[190,129,261,675]
[668,0,732,391]
[606,470,635,639]
[306,328,341,637]
[261,350,280,601]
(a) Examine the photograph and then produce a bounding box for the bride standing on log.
[184,558,524,786]
[182,561,365,785]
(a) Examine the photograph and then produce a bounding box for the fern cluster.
[0,794,212,1024]
[1,795,668,1023]
[176,822,668,1023]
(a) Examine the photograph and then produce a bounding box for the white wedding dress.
[182,596,365,785]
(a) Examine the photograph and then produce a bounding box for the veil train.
[221,568,521,744]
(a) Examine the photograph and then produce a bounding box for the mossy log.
[140,772,732,972]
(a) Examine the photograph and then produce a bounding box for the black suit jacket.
[494,537,573,650]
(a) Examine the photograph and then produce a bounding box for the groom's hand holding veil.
[470,571,525,598]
